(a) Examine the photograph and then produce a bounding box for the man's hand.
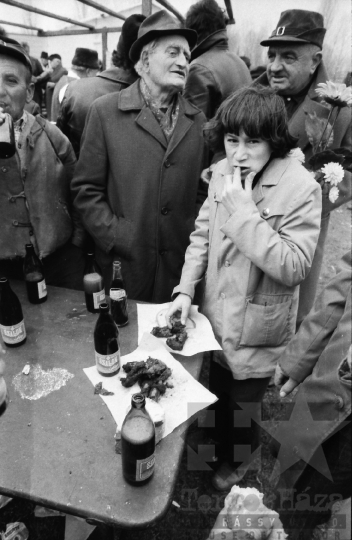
[165,293,191,327]
[221,168,256,215]
[274,364,300,397]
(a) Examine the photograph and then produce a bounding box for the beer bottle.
[110,261,128,327]
[0,277,26,347]
[94,303,120,377]
[0,112,16,159]
[121,393,156,485]
[23,244,47,304]
[83,253,105,313]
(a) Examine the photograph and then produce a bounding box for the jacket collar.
[119,79,201,116]
[191,29,229,61]
[97,66,138,86]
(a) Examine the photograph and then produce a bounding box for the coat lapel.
[135,107,167,149]
[165,97,197,159]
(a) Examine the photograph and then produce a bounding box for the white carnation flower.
[329,186,339,203]
[321,162,344,186]
[288,148,305,163]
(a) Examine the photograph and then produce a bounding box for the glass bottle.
[23,244,47,304]
[0,359,8,417]
[94,303,120,377]
[0,277,26,347]
[83,253,105,313]
[0,113,16,159]
[121,393,156,485]
[110,261,128,326]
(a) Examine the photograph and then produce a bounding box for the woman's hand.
[221,168,256,215]
[274,364,300,397]
[165,293,191,327]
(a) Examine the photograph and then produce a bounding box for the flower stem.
[324,108,341,150]
[316,106,335,153]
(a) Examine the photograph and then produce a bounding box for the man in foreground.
[72,11,207,302]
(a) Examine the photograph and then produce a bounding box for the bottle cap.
[113,261,122,268]
[99,302,109,312]
[131,393,146,409]
[0,277,8,284]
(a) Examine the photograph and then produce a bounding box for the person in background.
[257,9,352,327]
[71,11,207,303]
[166,86,321,492]
[184,0,251,120]
[40,51,49,69]
[51,47,99,122]
[56,14,145,158]
[36,53,68,120]
[273,252,351,540]
[250,64,266,80]
[20,42,43,110]
[0,38,85,289]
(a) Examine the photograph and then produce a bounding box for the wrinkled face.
[224,129,272,180]
[146,35,190,94]
[266,44,321,95]
[0,55,33,121]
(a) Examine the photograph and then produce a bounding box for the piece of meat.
[151,326,173,338]
[167,330,188,351]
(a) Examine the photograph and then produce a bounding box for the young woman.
[166,86,322,491]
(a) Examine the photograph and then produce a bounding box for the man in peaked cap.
[0,37,85,289]
[57,14,146,158]
[257,9,352,328]
[51,47,100,122]
[71,10,208,303]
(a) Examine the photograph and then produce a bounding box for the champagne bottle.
[0,277,26,348]
[121,393,156,485]
[23,244,47,304]
[94,303,120,377]
[110,261,128,327]
[83,253,105,313]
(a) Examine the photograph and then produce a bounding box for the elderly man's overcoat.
[257,63,352,324]
[72,80,207,303]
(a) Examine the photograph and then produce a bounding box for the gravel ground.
[0,205,350,540]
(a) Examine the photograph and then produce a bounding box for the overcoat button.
[334,395,344,410]
[220,293,226,299]
[1,166,8,173]
[12,220,19,226]
[164,160,171,168]
[262,208,270,217]
[225,261,230,267]
[161,207,169,215]
[9,197,16,203]
[293,446,299,454]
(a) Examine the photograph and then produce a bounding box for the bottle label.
[136,454,155,481]
[93,289,105,309]
[38,279,47,299]
[95,351,120,374]
[0,320,26,345]
[110,289,126,301]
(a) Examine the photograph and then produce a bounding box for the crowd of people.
[0,1,351,539]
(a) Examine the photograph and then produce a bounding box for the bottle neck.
[112,263,123,281]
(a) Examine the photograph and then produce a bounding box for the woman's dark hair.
[204,85,297,158]
[185,0,226,44]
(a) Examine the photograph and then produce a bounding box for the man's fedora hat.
[71,47,99,69]
[129,10,197,63]
[260,9,326,49]
[0,36,32,74]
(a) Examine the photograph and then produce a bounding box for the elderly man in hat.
[51,47,100,122]
[57,14,145,158]
[0,37,85,289]
[72,10,208,303]
[257,9,352,327]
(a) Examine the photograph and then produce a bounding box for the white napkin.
[137,303,222,356]
[83,333,218,439]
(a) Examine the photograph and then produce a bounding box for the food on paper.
[152,311,189,351]
[94,381,114,396]
[115,397,165,453]
[224,485,288,539]
[120,357,173,401]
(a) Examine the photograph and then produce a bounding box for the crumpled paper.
[84,333,217,439]
[137,303,222,356]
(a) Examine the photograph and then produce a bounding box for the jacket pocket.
[239,294,293,347]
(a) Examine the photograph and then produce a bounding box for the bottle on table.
[83,253,105,313]
[110,261,128,327]
[23,244,47,304]
[0,277,26,348]
[0,112,16,159]
[94,303,120,377]
[121,393,156,485]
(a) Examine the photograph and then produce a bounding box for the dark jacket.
[274,251,351,488]
[0,114,80,260]
[184,29,251,119]
[56,67,138,157]
[71,80,207,303]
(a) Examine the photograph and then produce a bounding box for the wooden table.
[0,283,203,533]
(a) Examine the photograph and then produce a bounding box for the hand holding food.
[166,294,191,327]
